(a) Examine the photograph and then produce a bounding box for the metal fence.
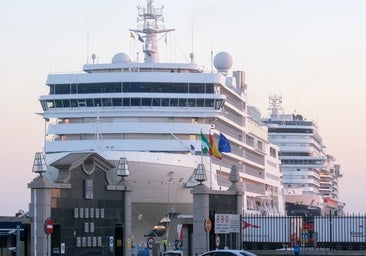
[242,214,366,250]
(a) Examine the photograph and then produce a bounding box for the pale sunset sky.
[1,0,365,215]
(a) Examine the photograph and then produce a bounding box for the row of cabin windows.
[49,82,215,95]
[263,120,314,127]
[41,97,225,110]
[281,159,324,165]
[268,127,313,133]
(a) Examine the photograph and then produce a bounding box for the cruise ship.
[262,96,344,216]
[38,0,285,242]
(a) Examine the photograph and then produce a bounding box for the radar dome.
[112,52,131,63]
[214,51,233,73]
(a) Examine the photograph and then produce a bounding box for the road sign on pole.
[215,234,220,248]
[147,237,155,249]
[44,218,54,235]
[205,218,212,232]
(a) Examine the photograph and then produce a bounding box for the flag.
[209,134,222,160]
[130,32,135,40]
[218,133,231,153]
[138,34,144,43]
[201,132,210,154]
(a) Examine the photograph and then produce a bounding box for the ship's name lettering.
[350,231,364,236]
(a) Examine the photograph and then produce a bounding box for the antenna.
[190,52,194,64]
[191,14,194,61]
[210,50,213,73]
[130,0,174,63]
[91,53,96,64]
[268,95,283,115]
[86,17,90,64]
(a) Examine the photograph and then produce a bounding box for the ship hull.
[46,150,220,240]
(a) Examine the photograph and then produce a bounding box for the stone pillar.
[228,165,244,214]
[191,184,210,255]
[28,176,54,256]
[124,181,132,256]
[228,165,244,249]
[106,181,132,256]
[28,176,71,256]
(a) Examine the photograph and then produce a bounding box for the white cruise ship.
[38,0,285,241]
[262,96,344,216]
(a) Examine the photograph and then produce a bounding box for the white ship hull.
[45,150,229,240]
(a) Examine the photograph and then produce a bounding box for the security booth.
[28,152,132,256]
[0,217,30,255]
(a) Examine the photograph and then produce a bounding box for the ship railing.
[136,23,166,32]
[48,70,84,75]
[225,96,245,110]
[138,7,163,17]
[221,111,244,126]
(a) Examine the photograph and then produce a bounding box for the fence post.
[329,211,333,250]
[313,232,318,248]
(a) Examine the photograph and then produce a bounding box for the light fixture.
[32,152,48,177]
[194,163,206,184]
[159,214,171,223]
[116,157,129,180]
[229,165,239,184]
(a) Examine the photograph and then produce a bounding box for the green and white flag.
[201,131,210,154]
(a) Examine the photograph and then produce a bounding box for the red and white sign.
[204,218,212,232]
[177,224,184,240]
[44,218,54,235]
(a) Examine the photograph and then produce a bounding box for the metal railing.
[241,214,366,251]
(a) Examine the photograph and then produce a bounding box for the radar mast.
[268,95,284,116]
[131,0,174,63]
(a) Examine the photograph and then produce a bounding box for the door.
[114,224,124,255]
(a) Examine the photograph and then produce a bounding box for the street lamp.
[116,157,130,256]
[32,152,48,177]
[195,164,206,184]
[116,157,129,181]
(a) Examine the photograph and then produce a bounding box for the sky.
[1,0,365,216]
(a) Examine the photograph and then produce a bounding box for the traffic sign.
[147,237,155,249]
[44,218,54,235]
[204,218,212,232]
[215,234,220,248]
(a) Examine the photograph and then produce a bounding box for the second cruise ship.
[262,96,344,216]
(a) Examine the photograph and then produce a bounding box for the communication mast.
[131,0,175,63]
[268,95,284,116]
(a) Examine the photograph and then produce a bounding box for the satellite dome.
[112,52,131,63]
[213,51,233,73]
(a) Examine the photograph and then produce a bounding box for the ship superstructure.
[38,0,285,241]
[262,96,344,215]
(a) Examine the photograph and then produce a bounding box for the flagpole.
[209,130,212,189]
[134,38,136,62]
[219,164,222,190]
[209,157,212,190]
[200,130,203,165]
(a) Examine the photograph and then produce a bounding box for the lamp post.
[116,157,130,256]
[193,163,210,253]
[31,152,49,256]
[32,152,48,177]
[116,157,130,181]
[195,163,206,184]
